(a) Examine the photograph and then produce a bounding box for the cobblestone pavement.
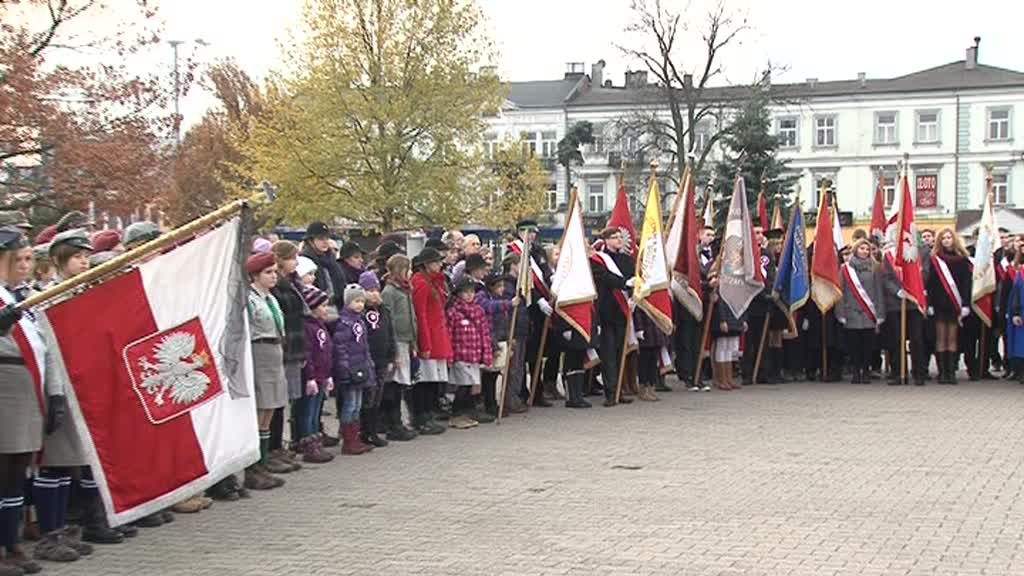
[43,379,1024,576]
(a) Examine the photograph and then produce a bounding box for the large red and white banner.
[42,217,258,526]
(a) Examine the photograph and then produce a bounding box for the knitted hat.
[302,286,329,310]
[245,252,276,275]
[296,255,317,278]
[252,237,272,254]
[343,284,366,307]
[358,270,380,292]
[91,230,122,253]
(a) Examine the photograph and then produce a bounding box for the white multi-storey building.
[487,41,1024,233]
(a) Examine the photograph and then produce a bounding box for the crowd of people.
[0,206,1019,576]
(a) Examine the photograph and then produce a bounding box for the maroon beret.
[91,229,122,253]
[245,252,276,275]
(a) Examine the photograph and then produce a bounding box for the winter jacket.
[381,280,417,343]
[474,282,514,343]
[926,250,972,322]
[591,250,634,327]
[340,260,363,287]
[364,304,397,375]
[301,316,333,387]
[301,245,346,307]
[271,273,307,364]
[711,296,746,337]
[634,308,669,349]
[837,255,886,330]
[332,308,376,389]
[411,270,453,361]
[880,255,904,313]
[446,298,493,366]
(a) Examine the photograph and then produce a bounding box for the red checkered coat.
[446,298,493,366]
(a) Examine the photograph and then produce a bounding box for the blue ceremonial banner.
[772,206,810,328]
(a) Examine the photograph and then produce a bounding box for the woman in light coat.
[837,239,887,383]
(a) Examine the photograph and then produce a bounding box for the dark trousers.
[846,328,876,375]
[672,300,700,385]
[742,314,767,383]
[599,321,626,400]
[638,347,661,386]
[883,307,927,380]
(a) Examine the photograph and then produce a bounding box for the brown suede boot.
[341,423,373,455]
[301,436,334,463]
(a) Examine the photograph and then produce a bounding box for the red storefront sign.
[916,174,937,208]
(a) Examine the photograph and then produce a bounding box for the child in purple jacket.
[333,284,376,455]
[298,286,335,463]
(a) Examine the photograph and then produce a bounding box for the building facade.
[486,42,1024,233]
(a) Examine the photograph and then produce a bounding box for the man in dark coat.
[591,227,635,407]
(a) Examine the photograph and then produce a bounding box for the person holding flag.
[591,225,636,407]
[548,189,599,409]
[632,163,674,401]
[509,219,556,408]
[926,229,973,384]
[772,197,810,381]
[806,185,843,382]
[665,160,705,392]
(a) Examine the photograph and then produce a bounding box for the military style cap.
[123,221,161,247]
[0,211,32,230]
[0,226,27,251]
[48,228,93,255]
[56,210,92,233]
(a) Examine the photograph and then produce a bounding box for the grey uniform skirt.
[41,402,87,467]
[252,341,287,410]
[0,364,44,454]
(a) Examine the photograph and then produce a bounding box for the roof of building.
[956,208,1024,236]
[505,61,1024,109]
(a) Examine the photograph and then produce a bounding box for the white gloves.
[625,276,636,288]
[636,330,645,341]
[927,306,935,317]
[802,318,810,331]
[896,289,906,299]
[838,317,847,325]
[537,298,553,317]
[562,330,573,341]
[961,306,970,319]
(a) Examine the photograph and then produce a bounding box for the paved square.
[46,380,1024,575]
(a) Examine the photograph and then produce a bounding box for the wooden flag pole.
[979,323,987,378]
[527,315,551,408]
[693,254,722,386]
[19,184,275,311]
[752,316,771,384]
[614,315,634,403]
[496,302,520,424]
[900,296,908,383]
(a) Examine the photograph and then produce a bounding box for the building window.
[545,183,558,212]
[692,122,710,154]
[520,131,537,156]
[915,110,939,143]
[541,131,557,158]
[874,112,898,145]
[988,107,1012,141]
[585,124,607,155]
[814,115,836,147]
[993,172,1010,205]
[587,183,605,213]
[776,117,798,148]
[484,132,498,159]
[812,173,836,207]
[880,173,896,208]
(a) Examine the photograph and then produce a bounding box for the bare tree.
[617,0,748,183]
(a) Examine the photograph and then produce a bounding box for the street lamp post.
[168,38,208,150]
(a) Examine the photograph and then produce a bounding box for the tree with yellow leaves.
[233,0,505,231]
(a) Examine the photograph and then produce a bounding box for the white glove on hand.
[537,298,553,317]
[562,330,573,341]
[927,306,935,317]
[961,306,970,319]
[896,289,906,299]
[838,317,847,325]
[802,318,810,331]
[636,330,645,341]
[625,276,636,288]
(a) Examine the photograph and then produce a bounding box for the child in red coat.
[446,278,493,429]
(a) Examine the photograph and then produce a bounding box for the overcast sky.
[159,0,1023,127]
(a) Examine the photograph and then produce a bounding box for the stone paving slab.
[41,380,1024,575]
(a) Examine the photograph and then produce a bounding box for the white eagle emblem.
[137,331,212,407]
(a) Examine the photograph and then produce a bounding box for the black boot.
[361,407,388,448]
[565,372,592,409]
[81,495,124,544]
[948,353,959,385]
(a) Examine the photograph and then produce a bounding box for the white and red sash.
[841,263,878,324]
[0,288,45,416]
[590,250,630,317]
[508,240,550,299]
[931,253,963,310]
